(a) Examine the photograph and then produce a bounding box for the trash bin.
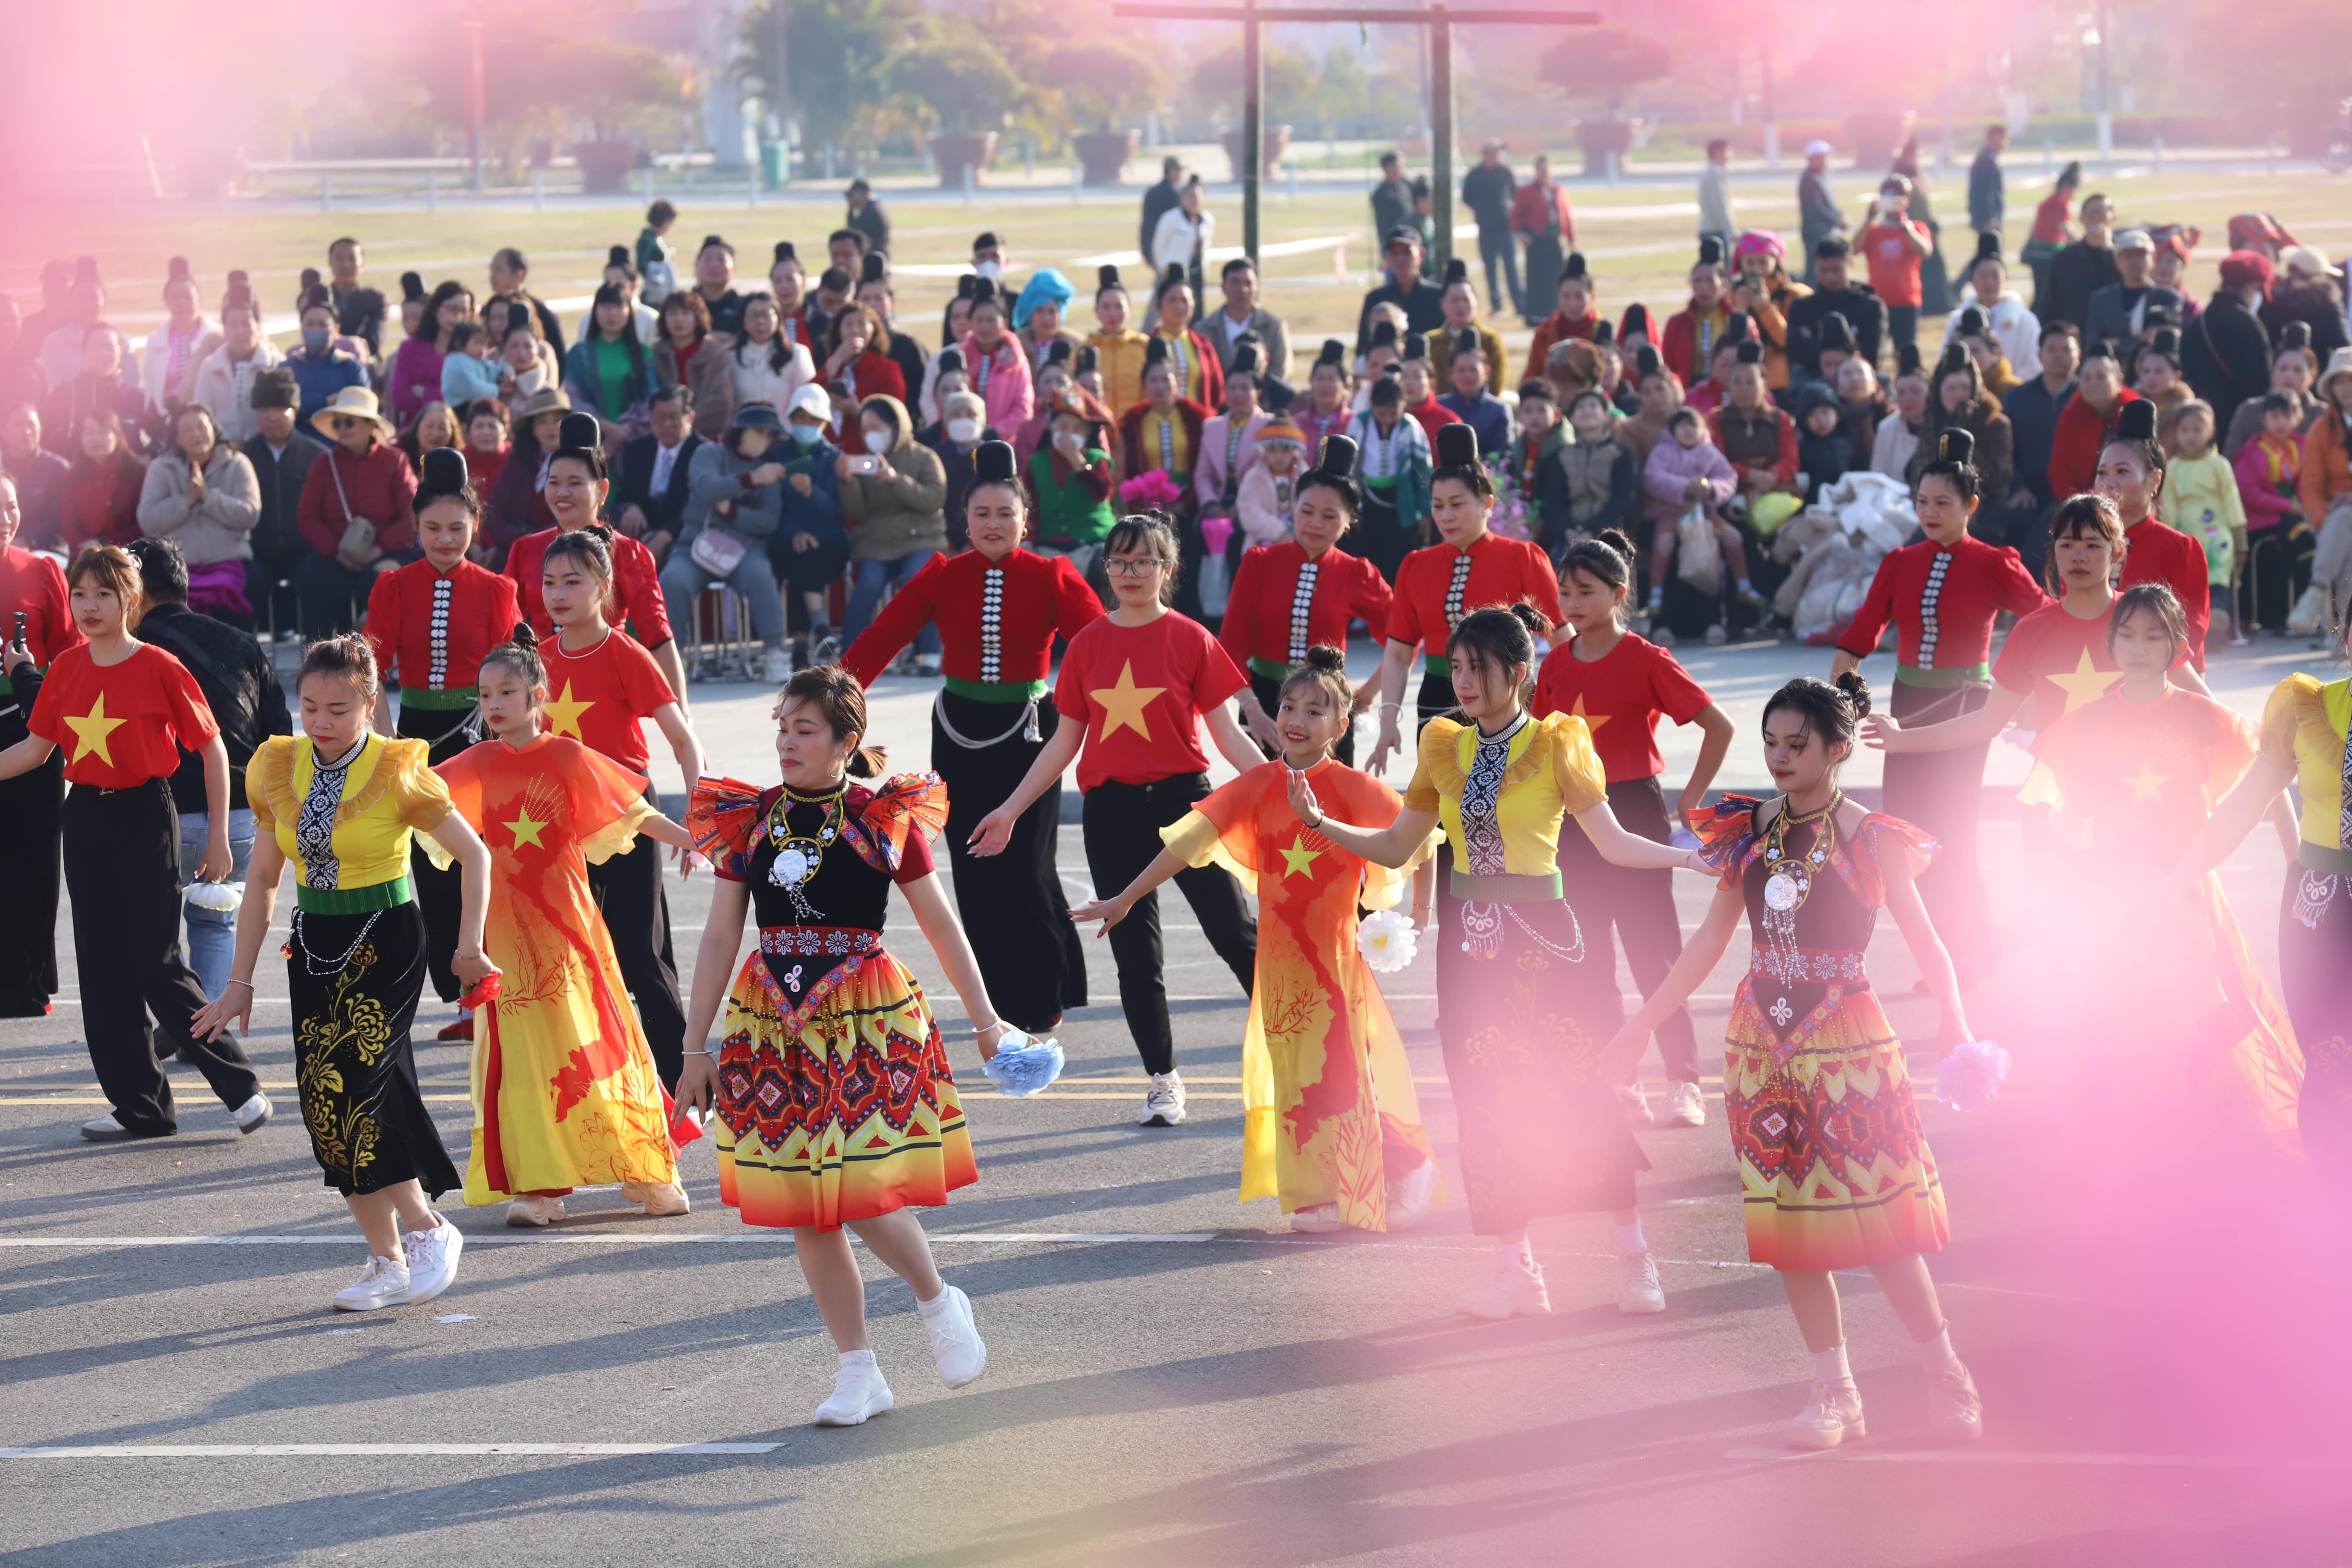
[760,141,791,190]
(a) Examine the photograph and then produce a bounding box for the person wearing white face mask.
[971,230,1008,283]
[838,394,948,672]
[768,384,850,665]
[666,400,799,682]
[919,389,998,553]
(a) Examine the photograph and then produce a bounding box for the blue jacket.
[778,438,844,547]
[286,348,367,423]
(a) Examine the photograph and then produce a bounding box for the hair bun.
[1507,602,1548,638]
[1433,421,1480,469]
[1302,644,1347,674]
[510,621,539,651]
[1596,527,1635,560]
[2114,398,2158,443]
[1315,433,1359,477]
[972,439,1017,485]
[1834,670,1873,720]
[557,411,603,453]
[418,446,470,495]
[1937,426,1976,466]
[608,244,630,268]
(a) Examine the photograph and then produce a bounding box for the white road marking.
[1720,1448,2352,1469]
[0,1444,779,1458]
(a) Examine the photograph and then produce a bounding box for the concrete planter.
[1073,130,1140,187]
[1574,117,1639,177]
[929,133,999,190]
[1220,124,1293,179]
[575,141,639,194]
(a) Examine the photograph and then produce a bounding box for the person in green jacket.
[1024,383,1119,589]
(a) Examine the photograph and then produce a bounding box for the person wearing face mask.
[838,394,949,670]
[1023,383,1119,586]
[768,385,850,665]
[287,293,367,425]
[666,401,799,684]
[970,230,1008,284]
[919,390,996,552]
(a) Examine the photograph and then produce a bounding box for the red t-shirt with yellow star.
[1054,610,1247,792]
[2028,685,2255,864]
[539,628,675,773]
[1529,631,1712,782]
[28,642,218,789]
[1993,599,2194,735]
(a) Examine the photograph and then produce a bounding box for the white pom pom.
[1356,910,1419,974]
[1934,1038,2012,1113]
[185,881,245,912]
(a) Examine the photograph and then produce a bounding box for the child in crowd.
[2233,392,2313,631]
[2159,400,2246,641]
[441,322,504,409]
[1793,383,1854,506]
[1640,407,1747,645]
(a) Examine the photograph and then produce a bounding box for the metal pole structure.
[770,0,790,183]
[1241,0,1262,261]
[1429,2,1453,277]
[464,21,486,191]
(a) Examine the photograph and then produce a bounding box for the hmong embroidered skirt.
[288,902,460,1199]
[1436,895,1647,1233]
[1723,951,1946,1271]
[712,934,973,1231]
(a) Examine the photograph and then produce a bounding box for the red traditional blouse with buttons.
[1835,535,2047,680]
[1385,532,1564,671]
[1218,542,1393,679]
[504,527,675,650]
[2118,518,2213,671]
[28,642,218,789]
[1530,631,1713,782]
[1054,610,1248,792]
[363,559,522,697]
[539,628,676,773]
[838,547,1103,694]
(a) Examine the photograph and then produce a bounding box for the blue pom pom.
[980,1033,1066,1098]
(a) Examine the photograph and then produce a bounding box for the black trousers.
[1081,774,1257,1076]
[1346,493,1416,586]
[397,701,480,1003]
[1886,305,1920,368]
[1882,680,1995,979]
[1554,774,1699,1084]
[63,780,260,1134]
[934,691,1087,1032]
[586,788,688,1091]
[0,696,64,1013]
[1248,672,1357,769]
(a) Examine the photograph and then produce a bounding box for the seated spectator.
[1661,239,1733,387]
[1834,356,1892,453]
[1230,399,1303,550]
[61,408,147,551]
[727,291,817,413]
[665,399,797,683]
[2136,330,2194,452]
[440,320,504,409]
[1438,336,1512,457]
[1710,341,1801,537]
[190,293,285,446]
[242,369,323,636]
[573,246,660,346]
[136,404,260,626]
[458,399,511,505]
[1792,381,1855,505]
[652,289,732,440]
[838,392,948,668]
[1873,353,1930,480]
[388,281,473,429]
[1640,406,1749,644]
[1949,306,2019,396]
[42,323,150,460]
[612,387,703,568]
[2223,324,2321,458]
[1,404,70,551]
[2294,346,2352,631]
[37,260,122,397]
[286,294,367,423]
[1507,380,1569,545]
[919,389,995,552]
[395,399,460,478]
[141,257,217,418]
[293,386,415,632]
[854,253,928,409]
[1526,253,1603,381]
[493,312,554,418]
[2234,390,2313,629]
[1784,239,1887,382]
[819,303,908,405]
[562,283,654,436]
[1908,345,2014,527]
[484,389,571,557]
[2084,228,2185,352]
[2263,248,2350,362]
[2047,339,2139,500]
[1548,388,1638,565]
[488,246,565,358]
[1197,341,1271,523]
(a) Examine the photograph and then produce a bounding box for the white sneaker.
[919,1285,988,1388]
[1652,625,1677,648]
[1456,1260,1551,1321]
[1660,1081,1706,1128]
[1785,1380,1866,1449]
[914,655,942,676]
[332,1253,413,1311]
[78,1115,141,1142]
[622,1180,691,1216]
[1288,1203,1349,1233]
[1704,622,1729,646]
[505,1194,566,1227]
[814,1358,895,1426]
[402,1214,465,1305]
[1139,1072,1186,1126]
[232,1092,272,1134]
[1384,1157,1437,1230]
[758,648,795,684]
[808,633,842,667]
[2287,584,2325,636]
[1926,1362,1984,1445]
[1619,1249,1666,1314]
[1614,1083,1654,1124]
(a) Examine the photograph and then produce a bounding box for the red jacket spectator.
[1708,402,1800,490]
[1860,217,1929,308]
[60,448,147,551]
[2048,386,2142,501]
[1509,182,1574,245]
[1661,302,1733,388]
[1406,394,1462,449]
[295,439,418,560]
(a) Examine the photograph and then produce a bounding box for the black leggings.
[586,789,688,1091]
[1081,774,1257,1076]
[63,779,260,1134]
[397,702,479,1003]
[1554,774,1699,1084]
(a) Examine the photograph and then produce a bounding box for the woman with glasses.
[970,512,1262,1128]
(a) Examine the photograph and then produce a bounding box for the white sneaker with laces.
[814,1359,895,1426]
[1456,1260,1551,1321]
[1288,1204,1348,1233]
[758,648,795,685]
[1618,1250,1666,1314]
[1926,1362,1984,1444]
[233,1092,272,1134]
[2288,585,2325,636]
[1384,1157,1437,1230]
[809,633,842,667]
[403,1215,465,1305]
[1660,1081,1706,1128]
[79,1115,139,1142]
[919,1285,988,1388]
[1614,1083,1654,1124]
[1785,1381,1866,1449]
[333,1253,413,1311]
[1139,1072,1187,1126]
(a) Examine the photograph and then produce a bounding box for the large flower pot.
[1221,123,1293,179]
[1574,117,1639,177]
[1074,129,1140,187]
[1845,111,1915,170]
[574,140,639,195]
[929,133,998,190]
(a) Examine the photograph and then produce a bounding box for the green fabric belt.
[1424,653,1452,679]
[396,685,479,710]
[295,877,414,915]
[1248,656,1294,683]
[942,675,1045,704]
[0,674,10,698]
[1894,662,1992,688]
[1449,867,1563,903]
[2298,842,2352,877]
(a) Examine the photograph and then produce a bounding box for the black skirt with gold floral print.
[287,903,459,1198]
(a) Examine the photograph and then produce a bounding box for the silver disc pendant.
[1764,871,1802,912]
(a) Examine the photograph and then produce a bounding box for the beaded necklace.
[764,780,846,923]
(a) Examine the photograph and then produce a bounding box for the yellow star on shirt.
[64,692,127,766]
[2045,649,2122,716]
[1090,660,1166,742]
[542,680,594,740]
[1568,695,1611,732]
[1280,833,1323,879]
[505,810,548,849]
[2125,762,2170,803]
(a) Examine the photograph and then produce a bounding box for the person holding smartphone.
[837,395,949,668]
[1861,176,1934,366]
[0,475,79,1016]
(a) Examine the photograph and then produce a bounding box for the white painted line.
[0,1231,1218,1247]
[0,1444,779,1458]
[1721,1448,2352,1470]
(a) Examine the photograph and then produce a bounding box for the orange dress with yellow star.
[1162,759,1439,1228]
[432,734,680,1203]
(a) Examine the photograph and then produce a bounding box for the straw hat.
[2316,347,2352,406]
[310,386,394,441]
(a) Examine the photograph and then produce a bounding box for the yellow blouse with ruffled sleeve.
[247,732,455,891]
[2259,674,2350,853]
[1403,711,1607,874]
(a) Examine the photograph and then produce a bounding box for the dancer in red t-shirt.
[972,513,1263,1127]
[2099,398,2214,669]
[0,474,83,1015]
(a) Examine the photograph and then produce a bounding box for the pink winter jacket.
[1643,430,1739,516]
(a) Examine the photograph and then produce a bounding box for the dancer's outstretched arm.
[899,870,1011,1061]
